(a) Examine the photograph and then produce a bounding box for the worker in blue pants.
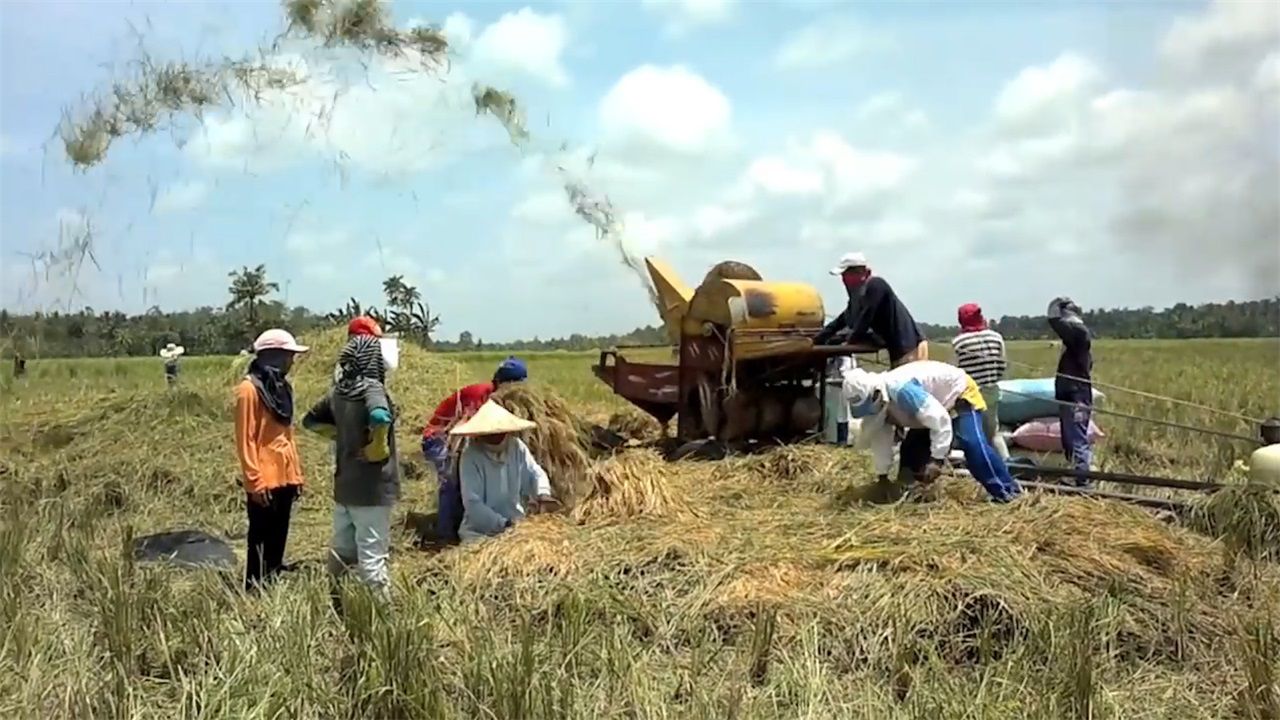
[1047,297,1094,487]
[844,361,1021,503]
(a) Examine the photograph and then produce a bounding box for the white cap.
[252,329,309,354]
[829,252,869,275]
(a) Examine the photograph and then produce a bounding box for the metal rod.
[1004,463,1225,492]
[1016,480,1189,511]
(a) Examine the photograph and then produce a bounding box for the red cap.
[347,316,383,337]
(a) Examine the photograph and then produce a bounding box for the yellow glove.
[363,424,391,463]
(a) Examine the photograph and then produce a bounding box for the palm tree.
[226,265,279,329]
[382,275,422,311]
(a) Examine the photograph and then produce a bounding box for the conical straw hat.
[450,400,537,436]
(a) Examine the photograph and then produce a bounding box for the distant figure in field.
[451,400,556,544]
[12,353,26,378]
[815,252,927,368]
[160,343,185,387]
[1047,297,1094,487]
[234,329,310,591]
[420,357,529,544]
[304,334,401,598]
[841,361,1022,503]
[950,304,1010,459]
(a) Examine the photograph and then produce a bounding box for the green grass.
[1,337,1277,719]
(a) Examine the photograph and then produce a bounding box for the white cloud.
[993,53,1103,137]
[642,0,735,35]
[512,189,575,226]
[152,180,209,214]
[471,8,570,87]
[741,155,824,197]
[809,131,917,209]
[855,92,930,131]
[773,15,892,70]
[598,65,733,156]
[1160,0,1280,74]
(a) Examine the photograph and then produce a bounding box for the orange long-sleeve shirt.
[234,380,304,493]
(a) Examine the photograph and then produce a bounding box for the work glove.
[363,424,391,463]
[915,459,945,485]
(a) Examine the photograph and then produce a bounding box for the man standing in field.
[1047,297,1094,487]
[234,329,310,591]
[421,357,529,543]
[951,303,1010,459]
[815,252,928,368]
[303,334,401,598]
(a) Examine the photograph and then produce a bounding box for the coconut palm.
[226,265,279,329]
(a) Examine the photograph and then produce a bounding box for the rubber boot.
[836,422,849,446]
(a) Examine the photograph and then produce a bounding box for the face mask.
[841,270,867,291]
[379,337,399,376]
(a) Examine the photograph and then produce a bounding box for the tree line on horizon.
[1,265,1276,358]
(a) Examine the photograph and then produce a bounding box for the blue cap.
[494,357,528,383]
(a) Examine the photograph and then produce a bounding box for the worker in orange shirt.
[234,328,310,591]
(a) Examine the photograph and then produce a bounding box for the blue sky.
[1,0,1276,342]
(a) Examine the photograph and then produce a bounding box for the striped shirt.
[950,329,1007,388]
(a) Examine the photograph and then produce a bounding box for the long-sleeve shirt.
[422,382,495,440]
[815,276,924,362]
[457,438,552,543]
[950,329,1007,388]
[858,361,985,476]
[233,380,304,494]
[1048,315,1092,401]
[303,380,401,507]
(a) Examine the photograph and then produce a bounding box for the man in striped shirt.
[950,303,1010,459]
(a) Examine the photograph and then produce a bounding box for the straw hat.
[159,343,185,360]
[450,400,536,437]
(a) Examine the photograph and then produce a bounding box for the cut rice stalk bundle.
[491,383,591,507]
[572,450,703,524]
[606,407,663,442]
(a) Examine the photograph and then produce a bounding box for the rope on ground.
[996,388,1260,444]
[1002,357,1263,425]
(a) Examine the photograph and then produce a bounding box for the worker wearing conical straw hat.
[421,357,529,544]
[451,400,556,544]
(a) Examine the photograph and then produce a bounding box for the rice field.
[1,334,1277,719]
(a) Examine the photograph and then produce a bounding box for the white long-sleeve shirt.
[457,438,552,543]
[859,361,986,475]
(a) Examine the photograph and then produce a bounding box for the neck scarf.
[248,353,294,424]
[335,335,386,400]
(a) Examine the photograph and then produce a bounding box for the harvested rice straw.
[450,515,580,585]
[491,383,591,506]
[606,407,663,442]
[572,450,703,524]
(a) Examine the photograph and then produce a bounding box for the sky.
[0,0,1277,343]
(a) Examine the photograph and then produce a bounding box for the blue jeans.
[1058,399,1093,486]
[422,436,462,542]
[954,409,1022,503]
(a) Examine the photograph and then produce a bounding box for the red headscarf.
[347,316,383,338]
[957,303,986,333]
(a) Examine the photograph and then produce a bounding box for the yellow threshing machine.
[593,257,874,448]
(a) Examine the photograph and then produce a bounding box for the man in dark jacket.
[1047,296,1093,487]
[815,252,927,368]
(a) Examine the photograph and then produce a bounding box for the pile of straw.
[284,0,449,66]
[572,450,702,524]
[491,383,590,506]
[606,407,662,442]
